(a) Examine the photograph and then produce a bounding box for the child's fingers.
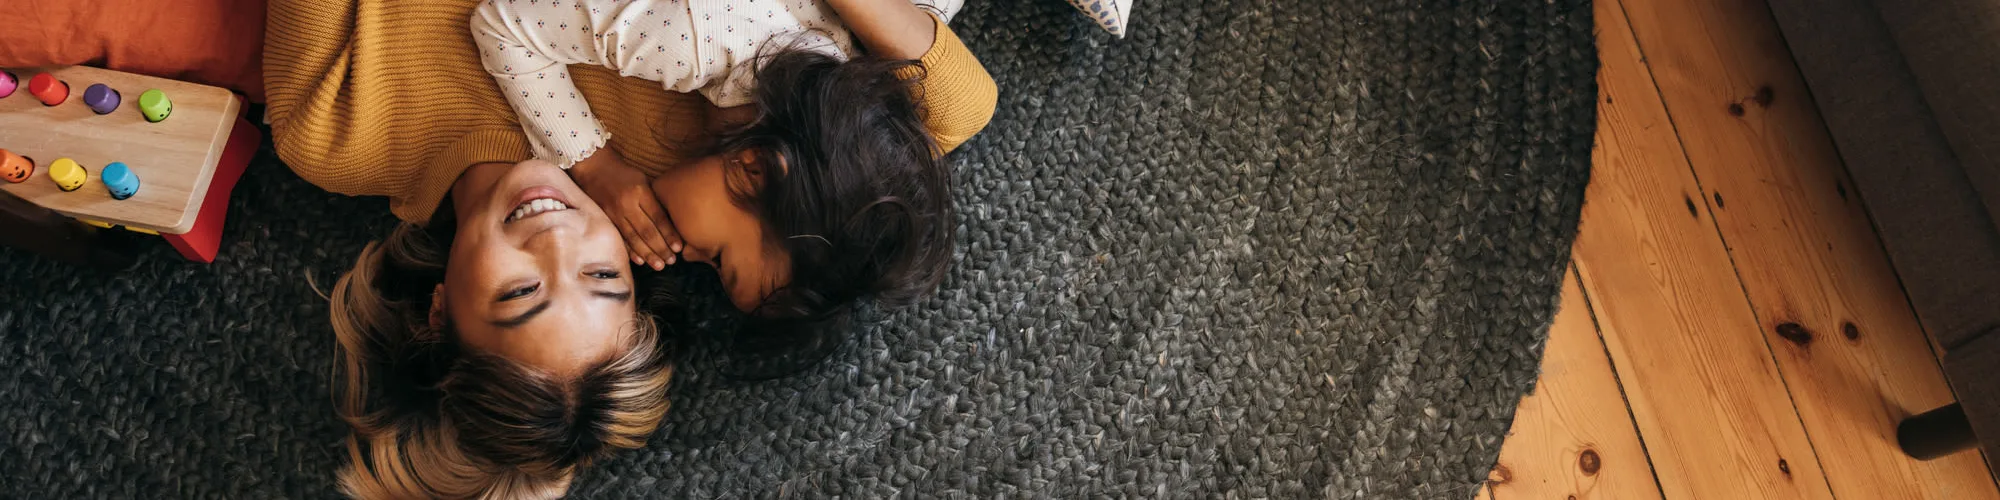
[610,216,660,268]
[659,223,684,258]
[628,233,662,269]
[656,213,683,255]
[622,209,674,270]
[624,221,666,269]
[636,196,682,263]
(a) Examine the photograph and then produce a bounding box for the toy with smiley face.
[0,150,30,183]
[102,162,139,200]
[48,158,86,192]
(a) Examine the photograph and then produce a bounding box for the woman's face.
[651,149,791,312]
[443,160,637,378]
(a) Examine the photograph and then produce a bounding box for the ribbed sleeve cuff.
[894,13,997,154]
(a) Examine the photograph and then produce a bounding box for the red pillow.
[0,0,266,101]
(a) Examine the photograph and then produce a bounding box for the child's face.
[651,149,792,312]
[443,159,638,377]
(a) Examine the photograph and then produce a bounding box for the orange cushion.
[0,0,266,101]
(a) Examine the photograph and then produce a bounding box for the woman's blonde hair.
[325,224,673,499]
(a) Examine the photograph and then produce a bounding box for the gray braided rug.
[0,0,1596,497]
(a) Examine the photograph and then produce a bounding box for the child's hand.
[570,148,682,270]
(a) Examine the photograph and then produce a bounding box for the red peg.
[28,73,67,106]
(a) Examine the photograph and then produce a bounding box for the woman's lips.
[506,186,574,223]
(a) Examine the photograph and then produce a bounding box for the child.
[474,0,986,375]
[471,0,950,166]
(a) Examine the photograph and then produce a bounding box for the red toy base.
[161,116,259,263]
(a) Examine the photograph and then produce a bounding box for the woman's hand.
[570,147,682,270]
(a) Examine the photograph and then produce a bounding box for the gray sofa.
[1766,0,2000,470]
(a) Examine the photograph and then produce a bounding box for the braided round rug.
[0,0,1596,497]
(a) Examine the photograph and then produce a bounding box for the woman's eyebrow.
[592,290,634,302]
[492,300,552,328]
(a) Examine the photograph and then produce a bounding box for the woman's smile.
[505,185,575,223]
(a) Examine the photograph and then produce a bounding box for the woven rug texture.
[0,0,1597,497]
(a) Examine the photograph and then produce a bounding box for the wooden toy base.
[0,65,261,264]
[0,115,258,265]
[160,116,260,263]
[0,66,244,235]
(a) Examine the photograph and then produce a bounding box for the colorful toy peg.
[48,158,86,192]
[0,149,31,183]
[138,89,171,122]
[83,84,121,114]
[102,162,139,199]
[28,73,67,106]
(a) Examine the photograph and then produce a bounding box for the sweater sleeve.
[896,14,998,154]
[470,1,610,168]
[266,0,534,223]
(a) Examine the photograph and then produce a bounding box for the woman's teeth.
[507,198,571,222]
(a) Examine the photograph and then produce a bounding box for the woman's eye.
[500,283,539,301]
[589,269,622,280]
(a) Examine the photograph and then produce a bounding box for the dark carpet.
[0,0,1597,497]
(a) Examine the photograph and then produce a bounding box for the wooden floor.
[1478,0,2000,498]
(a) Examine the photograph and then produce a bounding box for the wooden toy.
[0,149,29,183]
[102,162,138,200]
[47,158,85,191]
[0,65,260,263]
[139,89,171,122]
[0,71,15,98]
[83,84,119,114]
[28,73,66,106]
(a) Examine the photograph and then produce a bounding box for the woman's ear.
[429,284,448,330]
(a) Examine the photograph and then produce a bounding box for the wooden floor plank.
[1571,1,1834,498]
[1615,0,2000,497]
[1481,268,1662,500]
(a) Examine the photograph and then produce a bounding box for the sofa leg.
[1900,402,1977,460]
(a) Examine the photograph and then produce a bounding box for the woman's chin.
[494,160,578,195]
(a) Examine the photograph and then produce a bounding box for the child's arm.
[824,0,939,61]
[470,2,612,169]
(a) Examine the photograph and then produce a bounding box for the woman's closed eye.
[499,282,540,301]
[584,266,637,302]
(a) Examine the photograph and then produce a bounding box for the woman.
[264,0,995,497]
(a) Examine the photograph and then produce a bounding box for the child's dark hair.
[710,45,954,378]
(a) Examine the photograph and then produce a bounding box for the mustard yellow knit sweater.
[265,0,998,223]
